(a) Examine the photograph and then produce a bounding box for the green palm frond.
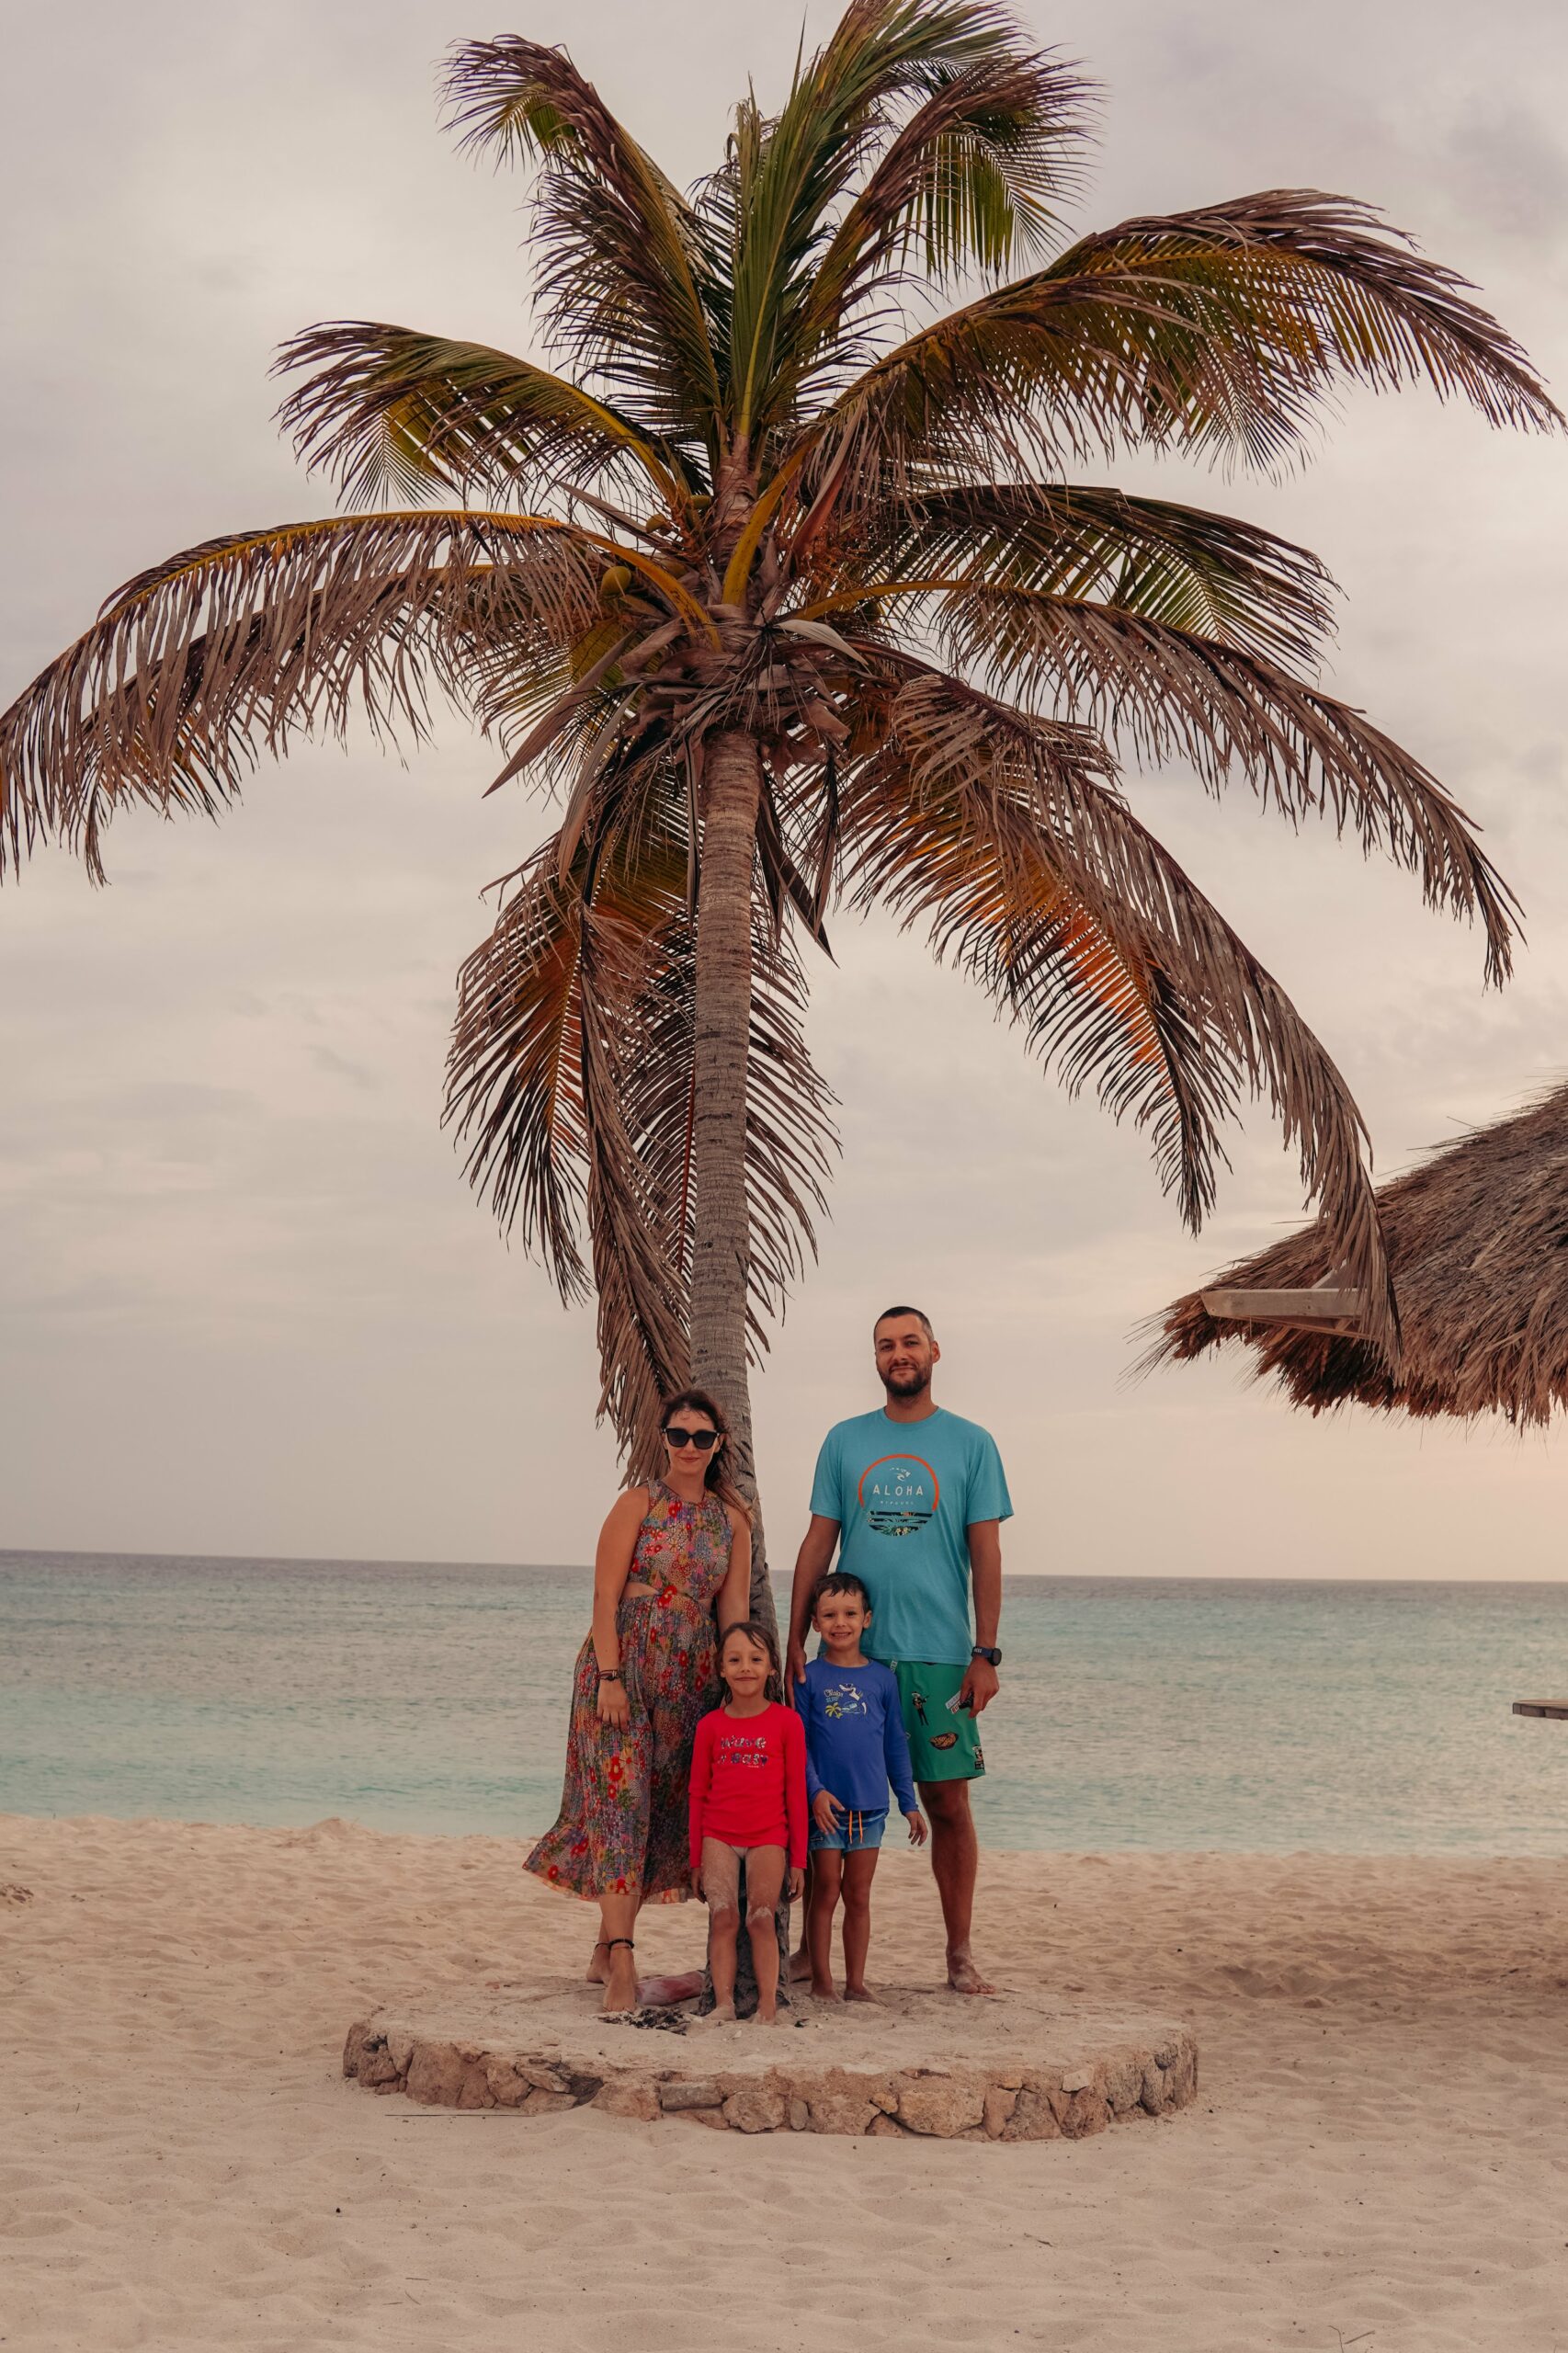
[441,38,724,449]
[799,45,1091,351]
[275,324,695,510]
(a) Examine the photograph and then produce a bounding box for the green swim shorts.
[891,1660,985,1784]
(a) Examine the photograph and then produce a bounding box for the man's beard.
[882,1365,930,1399]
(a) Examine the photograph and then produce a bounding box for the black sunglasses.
[663,1424,720,1451]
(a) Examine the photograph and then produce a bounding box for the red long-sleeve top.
[688,1702,809,1872]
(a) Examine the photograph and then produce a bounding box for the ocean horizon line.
[5,1543,1568,1595]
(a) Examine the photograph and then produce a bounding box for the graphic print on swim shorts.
[857,1453,940,1539]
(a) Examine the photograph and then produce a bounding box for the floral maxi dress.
[526,1480,733,1903]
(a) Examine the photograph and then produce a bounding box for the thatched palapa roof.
[1153,1082,1568,1425]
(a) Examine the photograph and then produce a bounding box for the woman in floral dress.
[526,1387,752,2014]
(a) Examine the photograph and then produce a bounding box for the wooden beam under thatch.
[1199,1279,1367,1324]
[1150,1079,1568,1425]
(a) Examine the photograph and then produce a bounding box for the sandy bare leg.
[920,1779,996,1995]
[699,1838,742,2021]
[789,1853,816,1978]
[742,1847,787,2022]
[840,1848,879,2002]
[806,1846,842,2001]
[600,1942,639,2014]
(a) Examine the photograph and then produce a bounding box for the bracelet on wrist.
[598,1668,622,1682]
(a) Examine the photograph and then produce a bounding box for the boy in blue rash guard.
[795,1572,926,2002]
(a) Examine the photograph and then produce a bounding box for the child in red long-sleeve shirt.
[689,1620,808,2024]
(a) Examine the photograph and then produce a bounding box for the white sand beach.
[5,1814,1568,2352]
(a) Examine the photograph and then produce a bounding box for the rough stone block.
[983,2086,1017,2139]
[867,2112,908,2137]
[483,2058,531,2109]
[1165,2042,1198,2102]
[518,2061,570,2094]
[522,2087,578,2116]
[593,2080,660,2121]
[1059,2088,1110,2139]
[723,2085,787,2133]
[659,2078,723,2112]
[1102,2050,1143,2114]
[896,2076,985,2138]
[806,2093,878,2136]
[356,2039,403,2090]
[1001,2086,1061,2142]
[405,2041,469,2106]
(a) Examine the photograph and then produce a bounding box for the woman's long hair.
[657,1386,750,1518]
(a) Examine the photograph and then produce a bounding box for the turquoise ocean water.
[4,1551,1568,1853]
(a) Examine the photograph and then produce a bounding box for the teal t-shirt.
[809,1407,1013,1666]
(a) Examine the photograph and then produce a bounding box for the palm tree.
[1,3,1557,1622]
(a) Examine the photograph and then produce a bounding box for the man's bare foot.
[810,1977,840,2002]
[600,1948,639,2014]
[946,1949,995,1996]
[754,2000,783,2025]
[636,1970,705,2008]
[586,1939,608,1984]
[788,1947,812,1983]
[844,1984,880,2004]
[691,2001,736,2028]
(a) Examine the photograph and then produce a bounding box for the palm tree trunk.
[688,726,775,1632]
[688,726,789,2018]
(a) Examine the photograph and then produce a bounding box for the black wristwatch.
[971,1643,1002,1666]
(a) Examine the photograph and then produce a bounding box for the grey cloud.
[1443,100,1568,244]
[1,0,1565,1569]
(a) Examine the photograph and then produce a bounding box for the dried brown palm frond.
[6,0,1560,1485]
[0,510,609,881]
[843,482,1337,666]
[838,665,1396,1357]
[446,756,836,1448]
[799,188,1562,518]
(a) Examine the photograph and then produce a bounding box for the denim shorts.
[808,1805,888,1855]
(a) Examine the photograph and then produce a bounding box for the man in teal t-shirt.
[787,1306,1011,1995]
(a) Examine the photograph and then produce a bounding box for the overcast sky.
[3,0,1567,1576]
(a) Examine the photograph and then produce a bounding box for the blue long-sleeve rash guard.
[795,1657,919,1816]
